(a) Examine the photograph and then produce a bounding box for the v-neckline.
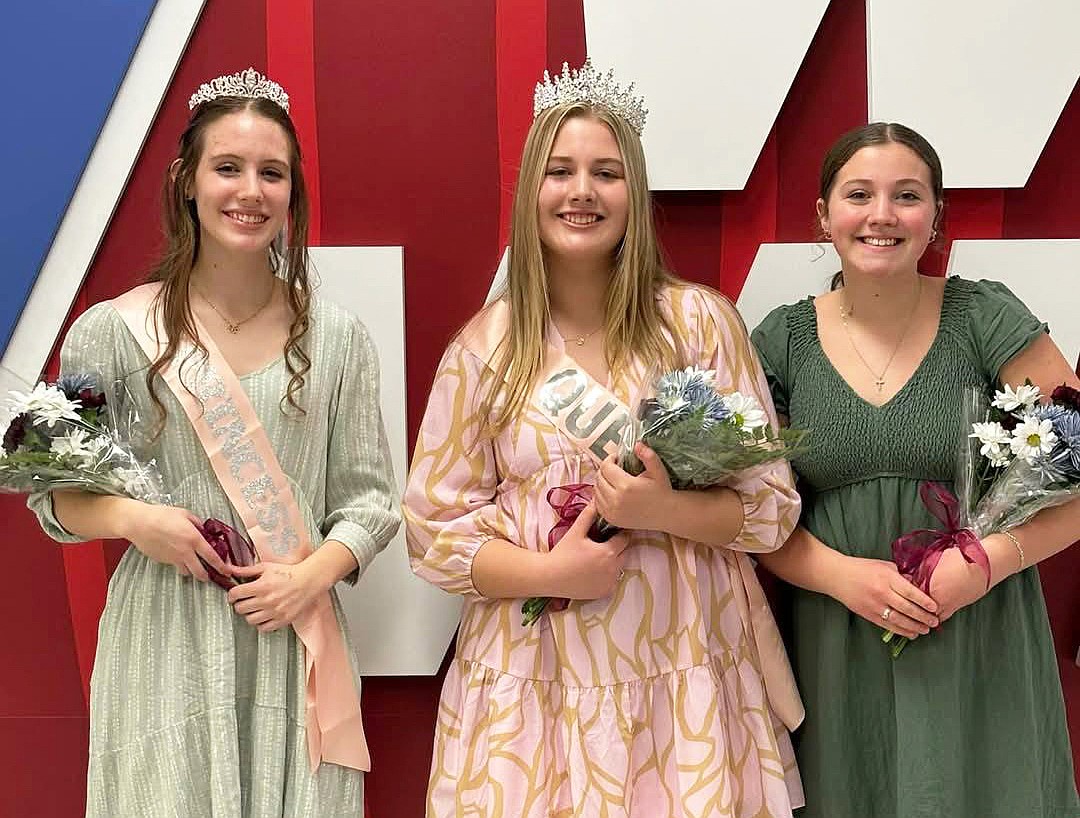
[808,277,953,411]
[548,320,612,390]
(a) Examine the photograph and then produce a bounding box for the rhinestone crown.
[533,58,647,136]
[188,68,290,113]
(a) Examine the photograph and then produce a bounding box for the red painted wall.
[2,1,1076,816]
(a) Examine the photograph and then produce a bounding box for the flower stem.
[881,627,910,658]
[520,597,550,627]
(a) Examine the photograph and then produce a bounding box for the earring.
[930,229,938,242]
[823,230,832,240]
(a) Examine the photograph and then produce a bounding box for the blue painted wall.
[1,1,157,353]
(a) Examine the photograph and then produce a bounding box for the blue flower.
[643,367,730,431]
[1047,410,1080,478]
[56,373,99,401]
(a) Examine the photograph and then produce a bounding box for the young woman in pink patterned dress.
[403,61,804,818]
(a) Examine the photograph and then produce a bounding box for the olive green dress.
[751,277,1079,818]
[29,297,401,818]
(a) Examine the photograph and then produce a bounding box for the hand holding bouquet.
[883,382,1080,657]
[963,382,1080,530]
[2,375,254,588]
[521,367,807,626]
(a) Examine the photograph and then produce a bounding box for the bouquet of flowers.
[521,366,808,626]
[1,375,168,502]
[883,382,1080,657]
[1,375,254,589]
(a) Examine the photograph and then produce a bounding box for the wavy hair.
[144,96,312,434]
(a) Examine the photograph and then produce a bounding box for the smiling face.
[536,115,630,266]
[818,141,939,280]
[189,110,292,259]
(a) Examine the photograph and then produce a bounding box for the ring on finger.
[880,606,892,622]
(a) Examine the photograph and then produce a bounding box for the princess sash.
[465,301,804,730]
[111,283,369,772]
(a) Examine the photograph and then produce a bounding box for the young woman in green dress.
[30,70,399,816]
[751,122,1080,818]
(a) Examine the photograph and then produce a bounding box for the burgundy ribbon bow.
[891,482,991,593]
[198,517,257,591]
[544,483,595,612]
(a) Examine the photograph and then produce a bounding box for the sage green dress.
[751,277,1079,818]
[29,297,401,818]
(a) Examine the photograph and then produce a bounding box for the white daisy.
[992,383,1041,413]
[77,434,112,467]
[115,467,155,498]
[970,421,1012,466]
[1009,416,1058,461]
[722,391,768,430]
[691,367,717,387]
[50,428,93,460]
[9,382,83,428]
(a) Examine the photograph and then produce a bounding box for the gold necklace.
[194,280,275,334]
[568,326,603,346]
[839,277,922,393]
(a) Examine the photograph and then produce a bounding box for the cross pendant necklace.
[839,276,922,395]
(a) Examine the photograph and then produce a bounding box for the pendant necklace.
[839,277,922,393]
[194,279,275,334]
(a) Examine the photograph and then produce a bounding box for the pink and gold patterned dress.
[403,284,805,818]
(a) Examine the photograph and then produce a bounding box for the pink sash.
[111,283,369,772]
[465,301,804,731]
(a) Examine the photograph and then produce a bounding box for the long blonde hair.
[478,103,684,436]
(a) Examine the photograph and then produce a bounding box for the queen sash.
[467,300,804,731]
[111,283,369,772]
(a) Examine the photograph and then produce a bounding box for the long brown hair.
[477,102,684,437]
[145,97,312,433]
[819,122,944,290]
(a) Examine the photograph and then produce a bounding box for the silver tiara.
[188,68,290,113]
[533,58,647,136]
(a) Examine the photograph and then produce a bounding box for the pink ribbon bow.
[892,482,991,593]
[544,483,596,612]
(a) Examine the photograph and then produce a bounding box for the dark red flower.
[3,413,30,454]
[197,518,257,591]
[77,388,107,410]
[1051,384,1080,413]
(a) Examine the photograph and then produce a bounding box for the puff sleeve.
[963,278,1048,382]
[750,304,795,419]
[402,340,505,597]
[693,290,801,553]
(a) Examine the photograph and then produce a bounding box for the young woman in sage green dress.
[751,122,1080,818]
[29,72,399,817]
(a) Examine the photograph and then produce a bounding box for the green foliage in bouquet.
[621,367,809,488]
